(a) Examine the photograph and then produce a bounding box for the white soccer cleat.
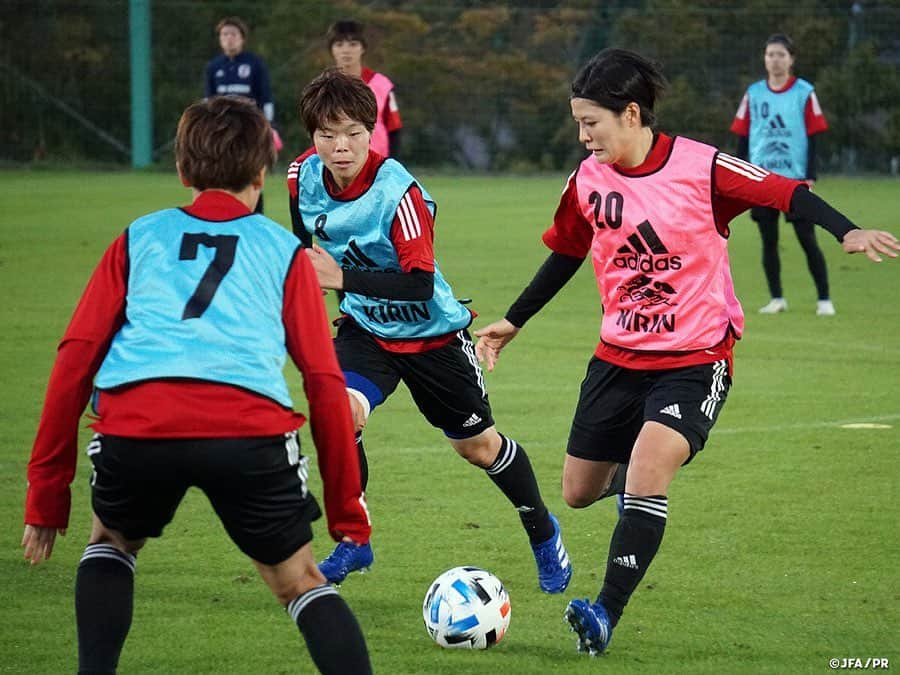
[758,298,788,314]
[816,300,836,316]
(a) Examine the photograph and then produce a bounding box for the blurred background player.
[287,69,571,594]
[204,16,281,213]
[475,48,898,657]
[731,33,833,315]
[22,97,372,674]
[327,20,403,157]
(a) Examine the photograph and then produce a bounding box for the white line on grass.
[745,333,900,357]
[714,413,900,435]
[360,415,899,456]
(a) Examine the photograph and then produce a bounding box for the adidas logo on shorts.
[659,403,682,419]
[462,413,482,428]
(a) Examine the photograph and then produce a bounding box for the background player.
[287,68,571,594]
[327,20,403,157]
[475,48,898,657]
[731,33,833,315]
[204,16,281,212]
[22,97,372,674]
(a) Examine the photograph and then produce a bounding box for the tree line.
[2,0,899,172]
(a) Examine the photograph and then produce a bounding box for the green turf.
[1,169,898,674]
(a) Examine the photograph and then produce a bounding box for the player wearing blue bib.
[94,208,297,407]
[296,153,471,340]
[288,69,572,594]
[731,34,833,315]
[23,97,372,674]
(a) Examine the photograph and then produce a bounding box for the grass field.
[1,169,898,674]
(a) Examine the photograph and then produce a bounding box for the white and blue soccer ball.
[422,566,511,649]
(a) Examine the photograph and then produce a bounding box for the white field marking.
[839,423,892,429]
[745,333,900,357]
[324,416,900,457]
[713,414,900,435]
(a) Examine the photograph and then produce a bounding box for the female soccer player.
[327,20,403,157]
[286,68,571,594]
[731,33,833,314]
[475,48,898,656]
[204,16,282,213]
[22,97,372,674]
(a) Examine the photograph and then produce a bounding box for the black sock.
[75,544,136,674]
[486,434,552,543]
[356,433,368,491]
[598,494,667,627]
[289,585,371,675]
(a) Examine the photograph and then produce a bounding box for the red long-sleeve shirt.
[25,191,370,544]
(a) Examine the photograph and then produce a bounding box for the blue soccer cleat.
[318,541,374,585]
[531,513,572,593]
[564,598,613,656]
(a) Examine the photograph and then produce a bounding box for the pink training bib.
[367,72,394,156]
[575,136,744,352]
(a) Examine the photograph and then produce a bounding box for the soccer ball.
[422,566,511,649]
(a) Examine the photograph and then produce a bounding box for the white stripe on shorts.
[700,359,728,420]
[457,330,486,396]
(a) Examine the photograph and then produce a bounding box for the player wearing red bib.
[475,48,898,657]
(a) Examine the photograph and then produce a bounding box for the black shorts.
[566,357,731,464]
[88,431,321,565]
[334,319,494,439]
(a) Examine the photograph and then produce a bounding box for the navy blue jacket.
[204,51,273,120]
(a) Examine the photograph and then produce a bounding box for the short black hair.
[571,48,668,128]
[765,33,795,55]
[327,20,367,49]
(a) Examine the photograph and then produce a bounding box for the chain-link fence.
[3,0,899,172]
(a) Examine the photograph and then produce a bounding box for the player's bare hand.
[842,229,900,262]
[347,393,367,433]
[305,244,344,289]
[473,319,520,372]
[22,524,65,566]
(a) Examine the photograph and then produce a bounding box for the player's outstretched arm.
[841,229,899,262]
[475,252,584,371]
[474,319,520,372]
[788,187,899,262]
[21,524,65,566]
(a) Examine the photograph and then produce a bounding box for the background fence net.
[3,0,899,173]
